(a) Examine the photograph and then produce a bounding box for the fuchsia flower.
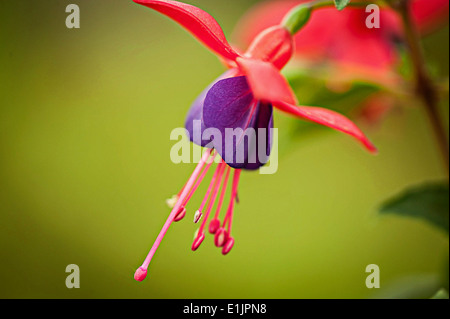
[132,0,376,282]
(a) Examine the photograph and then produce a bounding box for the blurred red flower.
[234,0,448,125]
[235,0,449,74]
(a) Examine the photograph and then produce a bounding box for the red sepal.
[134,0,240,62]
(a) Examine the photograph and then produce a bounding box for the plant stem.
[396,0,449,175]
[307,0,375,10]
[284,1,385,35]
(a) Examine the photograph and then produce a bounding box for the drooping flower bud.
[245,25,294,70]
[281,4,312,35]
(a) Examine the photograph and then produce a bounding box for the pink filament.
[223,169,241,232]
[198,161,224,213]
[199,163,227,233]
[182,154,216,206]
[176,150,216,199]
[213,166,231,220]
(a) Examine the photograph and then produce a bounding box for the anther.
[222,237,234,255]
[194,210,202,223]
[173,206,186,222]
[208,218,221,234]
[165,194,179,209]
[192,232,205,251]
[214,227,229,247]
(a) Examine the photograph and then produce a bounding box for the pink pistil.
[134,150,211,282]
[216,170,241,253]
[134,266,147,282]
[182,153,216,206]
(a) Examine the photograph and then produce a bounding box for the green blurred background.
[0,0,448,298]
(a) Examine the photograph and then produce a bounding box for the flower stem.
[282,0,373,35]
[396,0,449,175]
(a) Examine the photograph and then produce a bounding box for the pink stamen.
[219,171,241,255]
[191,232,205,251]
[193,210,202,223]
[209,218,221,234]
[134,150,211,282]
[222,169,241,232]
[222,237,235,255]
[182,153,216,206]
[173,206,186,222]
[216,167,231,219]
[209,166,231,234]
[192,163,227,251]
[198,163,226,233]
[196,161,224,218]
[168,150,215,210]
[214,227,229,247]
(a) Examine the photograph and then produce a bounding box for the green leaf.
[334,0,351,10]
[370,274,442,299]
[431,288,449,299]
[380,182,449,233]
[444,257,449,291]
